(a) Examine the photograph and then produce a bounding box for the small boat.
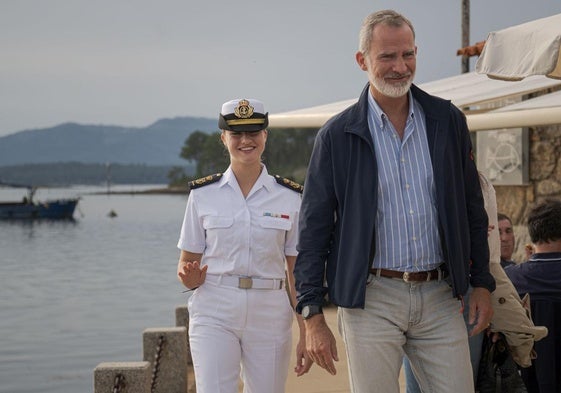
[0,182,79,220]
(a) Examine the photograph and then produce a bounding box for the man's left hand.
[467,287,493,336]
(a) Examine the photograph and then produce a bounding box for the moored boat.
[0,199,79,219]
[0,181,79,220]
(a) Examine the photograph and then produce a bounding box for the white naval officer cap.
[218,98,268,132]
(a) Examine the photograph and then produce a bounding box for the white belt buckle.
[402,272,411,282]
[238,277,253,289]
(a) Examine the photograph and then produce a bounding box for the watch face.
[302,305,321,319]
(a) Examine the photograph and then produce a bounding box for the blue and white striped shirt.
[368,91,443,272]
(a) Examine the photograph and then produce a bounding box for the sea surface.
[0,185,190,393]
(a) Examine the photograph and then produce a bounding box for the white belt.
[205,273,285,290]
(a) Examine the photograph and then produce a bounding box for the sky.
[1,0,561,137]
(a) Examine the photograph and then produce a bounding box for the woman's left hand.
[294,335,313,376]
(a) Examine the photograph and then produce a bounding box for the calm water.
[0,185,190,393]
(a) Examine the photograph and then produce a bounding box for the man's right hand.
[304,314,339,375]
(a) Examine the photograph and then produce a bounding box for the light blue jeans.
[403,286,484,393]
[338,274,474,393]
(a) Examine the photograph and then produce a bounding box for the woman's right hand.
[178,260,208,290]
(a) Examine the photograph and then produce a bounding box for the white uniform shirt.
[177,165,301,279]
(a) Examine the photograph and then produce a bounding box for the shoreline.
[87,186,187,195]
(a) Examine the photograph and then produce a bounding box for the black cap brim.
[219,113,268,132]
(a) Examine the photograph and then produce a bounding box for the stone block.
[94,361,151,393]
[143,327,188,393]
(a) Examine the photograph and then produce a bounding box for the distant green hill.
[0,117,217,166]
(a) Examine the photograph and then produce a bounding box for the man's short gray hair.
[358,10,415,56]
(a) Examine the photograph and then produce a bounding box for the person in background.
[498,213,517,268]
[506,199,561,393]
[404,173,547,392]
[293,9,494,393]
[176,98,311,393]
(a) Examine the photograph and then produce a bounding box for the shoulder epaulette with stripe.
[274,175,303,194]
[188,173,223,190]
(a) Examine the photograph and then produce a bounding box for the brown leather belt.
[369,267,445,282]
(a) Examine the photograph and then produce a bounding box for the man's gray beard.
[371,75,413,98]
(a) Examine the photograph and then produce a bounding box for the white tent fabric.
[415,72,559,107]
[475,13,561,81]
[269,72,561,130]
[466,89,561,131]
[493,89,561,112]
[268,99,354,128]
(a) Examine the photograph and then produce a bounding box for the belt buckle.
[238,277,253,289]
[402,272,411,282]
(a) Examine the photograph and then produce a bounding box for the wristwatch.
[302,304,323,320]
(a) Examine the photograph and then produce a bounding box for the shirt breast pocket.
[254,217,293,256]
[258,217,292,232]
[203,216,234,230]
[202,216,235,247]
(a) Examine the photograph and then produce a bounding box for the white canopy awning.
[269,72,561,130]
[418,72,560,108]
[475,13,561,81]
[467,89,561,131]
[493,89,561,112]
[268,99,355,129]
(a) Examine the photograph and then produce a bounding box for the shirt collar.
[221,164,273,192]
[529,252,561,262]
[220,166,235,188]
[367,89,415,130]
[257,165,274,192]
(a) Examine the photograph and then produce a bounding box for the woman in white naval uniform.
[177,98,312,393]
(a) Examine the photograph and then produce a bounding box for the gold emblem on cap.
[234,99,254,119]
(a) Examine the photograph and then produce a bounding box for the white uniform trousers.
[188,280,293,393]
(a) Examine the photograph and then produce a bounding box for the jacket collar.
[344,83,452,154]
[344,83,372,142]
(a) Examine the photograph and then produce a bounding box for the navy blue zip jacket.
[294,83,496,310]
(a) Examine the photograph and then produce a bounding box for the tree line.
[168,128,319,187]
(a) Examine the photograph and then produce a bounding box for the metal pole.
[461,0,470,73]
[106,162,112,194]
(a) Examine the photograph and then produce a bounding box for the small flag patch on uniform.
[263,212,290,219]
